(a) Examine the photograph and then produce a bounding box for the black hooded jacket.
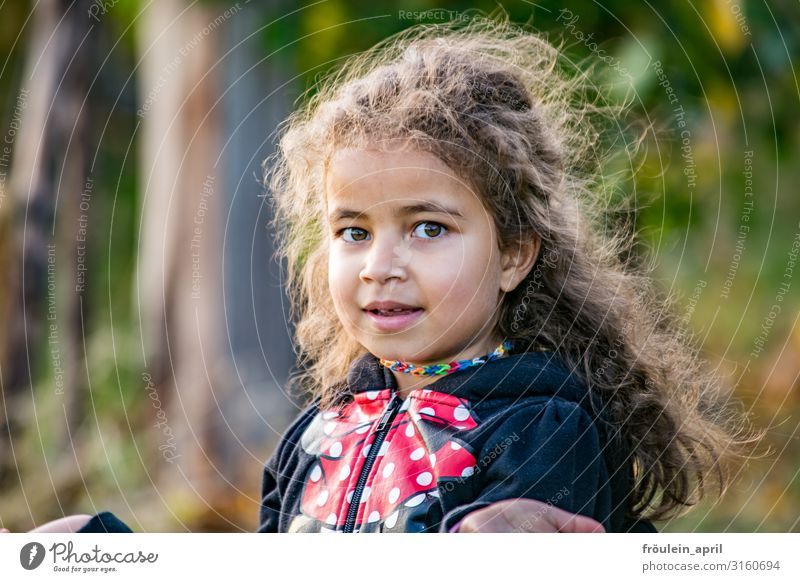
[257,349,657,533]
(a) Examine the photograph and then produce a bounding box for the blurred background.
[0,0,797,532]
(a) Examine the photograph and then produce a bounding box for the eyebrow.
[328,202,464,222]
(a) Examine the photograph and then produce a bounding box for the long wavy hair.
[265,19,754,521]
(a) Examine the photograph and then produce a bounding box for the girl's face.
[325,147,536,364]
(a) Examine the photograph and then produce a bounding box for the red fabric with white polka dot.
[298,389,478,531]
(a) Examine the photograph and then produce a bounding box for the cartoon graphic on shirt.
[289,388,480,532]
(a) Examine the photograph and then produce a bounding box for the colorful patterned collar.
[344,346,591,404]
[378,340,514,377]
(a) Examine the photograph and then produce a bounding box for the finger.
[29,515,92,533]
[561,515,605,533]
[544,507,604,533]
[0,528,10,533]
[458,512,507,533]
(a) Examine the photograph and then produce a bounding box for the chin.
[362,340,417,362]
[374,346,439,364]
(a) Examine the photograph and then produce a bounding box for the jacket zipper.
[343,392,402,533]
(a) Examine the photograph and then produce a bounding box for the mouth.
[362,302,424,331]
[364,307,423,316]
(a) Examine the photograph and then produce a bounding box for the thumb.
[563,515,605,533]
[545,506,605,533]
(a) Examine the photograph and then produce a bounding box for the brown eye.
[341,227,370,242]
[413,222,446,239]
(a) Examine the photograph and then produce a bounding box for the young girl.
[257,20,748,533]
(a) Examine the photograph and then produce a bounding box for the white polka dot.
[360,486,371,502]
[388,487,400,503]
[322,411,339,420]
[461,466,475,477]
[325,513,337,525]
[377,441,390,456]
[405,424,415,437]
[454,404,469,421]
[310,465,322,482]
[382,462,395,478]
[454,425,467,430]
[323,422,336,435]
[399,398,411,412]
[367,511,381,523]
[355,424,370,434]
[412,413,421,421]
[450,441,462,450]
[405,493,426,507]
[416,472,433,486]
[362,444,371,457]
[328,441,342,457]
[410,447,425,461]
[320,526,336,533]
[317,490,329,506]
[366,390,379,400]
[429,454,436,466]
[385,511,399,529]
[429,490,440,498]
[419,407,435,416]
[346,490,354,503]
[339,465,350,481]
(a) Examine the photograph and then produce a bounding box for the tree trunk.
[0,0,95,494]
[135,0,226,527]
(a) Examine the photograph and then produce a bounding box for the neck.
[392,373,440,400]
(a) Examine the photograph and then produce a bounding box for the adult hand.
[457,498,605,533]
[0,514,93,533]
[29,514,92,533]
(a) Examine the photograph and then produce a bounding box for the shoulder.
[265,400,321,469]
[463,350,609,444]
[283,401,322,440]
[440,349,596,411]
[475,396,599,452]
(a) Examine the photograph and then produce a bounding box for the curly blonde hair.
[265,18,754,522]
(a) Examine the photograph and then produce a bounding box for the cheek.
[327,249,357,307]
[447,230,501,284]
[456,266,500,307]
[448,236,501,289]
[423,260,499,313]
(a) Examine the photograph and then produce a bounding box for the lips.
[363,301,424,332]
[363,301,422,315]
[367,307,422,316]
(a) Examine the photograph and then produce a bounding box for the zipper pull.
[375,394,401,432]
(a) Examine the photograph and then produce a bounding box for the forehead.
[325,148,483,212]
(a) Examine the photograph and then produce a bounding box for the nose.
[359,234,409,284]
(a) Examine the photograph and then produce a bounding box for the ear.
[499,236,540,293]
